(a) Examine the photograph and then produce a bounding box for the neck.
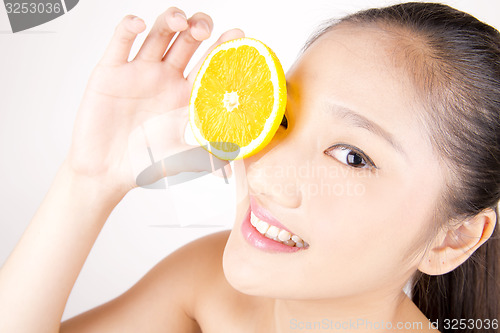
[271,289,430,332]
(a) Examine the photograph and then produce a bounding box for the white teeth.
[265,226,280,238]
[256,220,270,234]
[250,213,259,227]
[250,212,308,248]
[291,235,303,244]
[278,229,291,242]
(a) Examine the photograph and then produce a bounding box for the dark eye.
[280,113,288,129]
[324,145,375,169]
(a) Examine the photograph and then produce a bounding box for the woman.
[0,2,498,332]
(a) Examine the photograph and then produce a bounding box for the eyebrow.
[326,104,406,156]
[285,82,406,156]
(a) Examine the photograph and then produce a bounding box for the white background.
[1,0,499,320]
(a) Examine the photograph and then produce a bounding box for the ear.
[418,208,497,275]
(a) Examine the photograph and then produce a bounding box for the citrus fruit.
[189,37,287,160]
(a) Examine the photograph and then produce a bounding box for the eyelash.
[280,113,288,129]
[324,144,377,169]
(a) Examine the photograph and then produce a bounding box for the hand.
[66,7,244,194]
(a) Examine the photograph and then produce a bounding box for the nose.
[244,125,303,209]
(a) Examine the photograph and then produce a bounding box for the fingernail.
[131,16,145,29]
[197,20,211,34]
[173,11,187,21]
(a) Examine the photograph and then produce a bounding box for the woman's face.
[223,25,445,300]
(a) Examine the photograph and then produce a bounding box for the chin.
[222,196,308,298]
[222,223,301,299]
[222,224,264,296]
[222,225,286,297]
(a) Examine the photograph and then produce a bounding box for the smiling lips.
[250,212,308,248]
[241,196,309,252]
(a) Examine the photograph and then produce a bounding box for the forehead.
[291,24,411,95]
[286,25,439,166]
[288,25,418,126]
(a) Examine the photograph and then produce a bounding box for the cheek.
[234,159,249,204]
[301,169,437,295]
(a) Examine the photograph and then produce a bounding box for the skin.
[0,7,496,333]
[223,24,446,331]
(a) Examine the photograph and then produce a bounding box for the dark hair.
[304,2,500,332]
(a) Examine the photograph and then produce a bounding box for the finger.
[162,12,214,73]
[186,28,245,82]
[134,7,189,62]
[100,15,146,66]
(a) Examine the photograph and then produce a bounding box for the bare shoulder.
[61,230,232,333]
[133,229,232,313]
[138,229,235,315]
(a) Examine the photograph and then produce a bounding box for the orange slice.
[189,37,287,160]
